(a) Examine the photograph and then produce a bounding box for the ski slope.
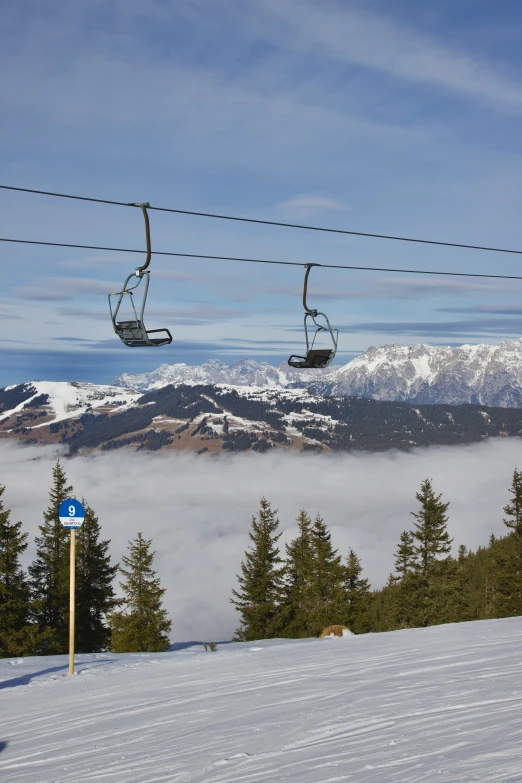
[2,618,522,782]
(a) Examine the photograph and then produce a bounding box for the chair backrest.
[307,349,333,368]
[116,320,147,343]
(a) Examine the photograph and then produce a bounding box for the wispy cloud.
[339,317,522,338]
[14,277,124,302]
[258,0,522,112]
[277,195,351,219]
[14,288,72,303]
[258,275,515,302]
[438,304,522,315]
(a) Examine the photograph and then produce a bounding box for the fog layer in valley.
[1,439,521,641]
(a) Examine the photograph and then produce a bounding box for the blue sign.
[59,498,85,530]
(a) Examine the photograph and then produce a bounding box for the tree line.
[231,470,522,639]
[4,462,522,657]
[0,461,171,657]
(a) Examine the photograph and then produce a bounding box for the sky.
[3,0,522,385]
[2,437,521,640]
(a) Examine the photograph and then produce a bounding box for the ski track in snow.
[2,619,522,782]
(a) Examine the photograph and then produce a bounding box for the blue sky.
[3,0,522,385]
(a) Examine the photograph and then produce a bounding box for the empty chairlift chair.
[288,264,338,369]
[108,203,172,347]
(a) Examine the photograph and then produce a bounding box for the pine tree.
[0,485,35,657]
[386,530,420,629]
[75,500,119,653]
[231,498,284,641]
[280,510,316,637]
[407,478,453,627]
[503,469,522,535]
[490,469,522,617]
[308,513,346,634]
[110,533,171,653]
[343,549,371,633]
[411,478,452,576]
[393,531,417,580]
[29,460,73,654]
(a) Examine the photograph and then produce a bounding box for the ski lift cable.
[2,183,522,257]
[2,236,522,280]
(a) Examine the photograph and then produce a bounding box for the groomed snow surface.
[2,619,522,782]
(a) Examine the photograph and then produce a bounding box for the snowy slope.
[114,339,522,407]
[2,618,522,782]
[0,382,140,428]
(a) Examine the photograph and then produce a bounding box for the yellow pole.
[69,529,76,676]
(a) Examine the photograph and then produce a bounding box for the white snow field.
[2,619,522,783]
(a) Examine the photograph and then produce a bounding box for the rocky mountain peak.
[113,338,522,408]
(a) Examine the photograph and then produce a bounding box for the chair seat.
[115,321,171,347]
[288,349,333,369]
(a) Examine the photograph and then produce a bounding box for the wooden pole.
[69,529,76,676]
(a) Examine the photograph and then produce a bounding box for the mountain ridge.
[113,338,522,408]
[3,379,522,456]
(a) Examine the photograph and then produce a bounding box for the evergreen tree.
[386,530,420,629]
[343,549,371,633]
[29,460,73,654]
[0,485,35,657]
[489,469,522,617]
[280,510,316,637]
[110,533,171,653]
[75,500,119,653]
[393,531,417,580]
[308,513,346,634]
[411,478,452,576]
[406,478,453,627]
[503,469,522,535]
[430,555,473,625]
[231,498,285,641]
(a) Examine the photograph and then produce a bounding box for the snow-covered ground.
[2,618,522,782]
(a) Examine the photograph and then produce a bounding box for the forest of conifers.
[2,460,522,657]
[231,472,522,640]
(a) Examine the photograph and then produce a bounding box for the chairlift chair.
[108,203,172,347]
[288,264,338,369]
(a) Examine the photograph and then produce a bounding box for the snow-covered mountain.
[114,357,323,393]
[115,338,522,407]
[5,377,522,456]
[0,381,140,431]
[2,618,522,782]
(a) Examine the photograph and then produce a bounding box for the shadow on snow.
[169,640,235,652]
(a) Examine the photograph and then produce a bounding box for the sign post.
[59,497,85,676]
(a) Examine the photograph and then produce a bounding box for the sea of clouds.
[1,438,522,641]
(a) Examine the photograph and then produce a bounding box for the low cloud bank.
[1,439,521,641]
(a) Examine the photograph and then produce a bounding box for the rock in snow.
[114,338,522,407]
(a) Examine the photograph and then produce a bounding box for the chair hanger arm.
[303,263,319,315]
[129,202,151,275]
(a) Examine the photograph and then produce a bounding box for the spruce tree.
[110,533,171,653]
[0,486,34,657]
[388,531,420,629]
[29,460,73,654]
[411,478,452,576]
[231,498,284,641]
[343,549,371,633]
[490,469,522,617]
[308,513,346,634]
[75,500,119,653]
[394,531,417,580]
[280,510,316,637]
[408,478,453,627]
[503,469,522,534]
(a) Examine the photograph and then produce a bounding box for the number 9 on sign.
[59,498,85,529]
